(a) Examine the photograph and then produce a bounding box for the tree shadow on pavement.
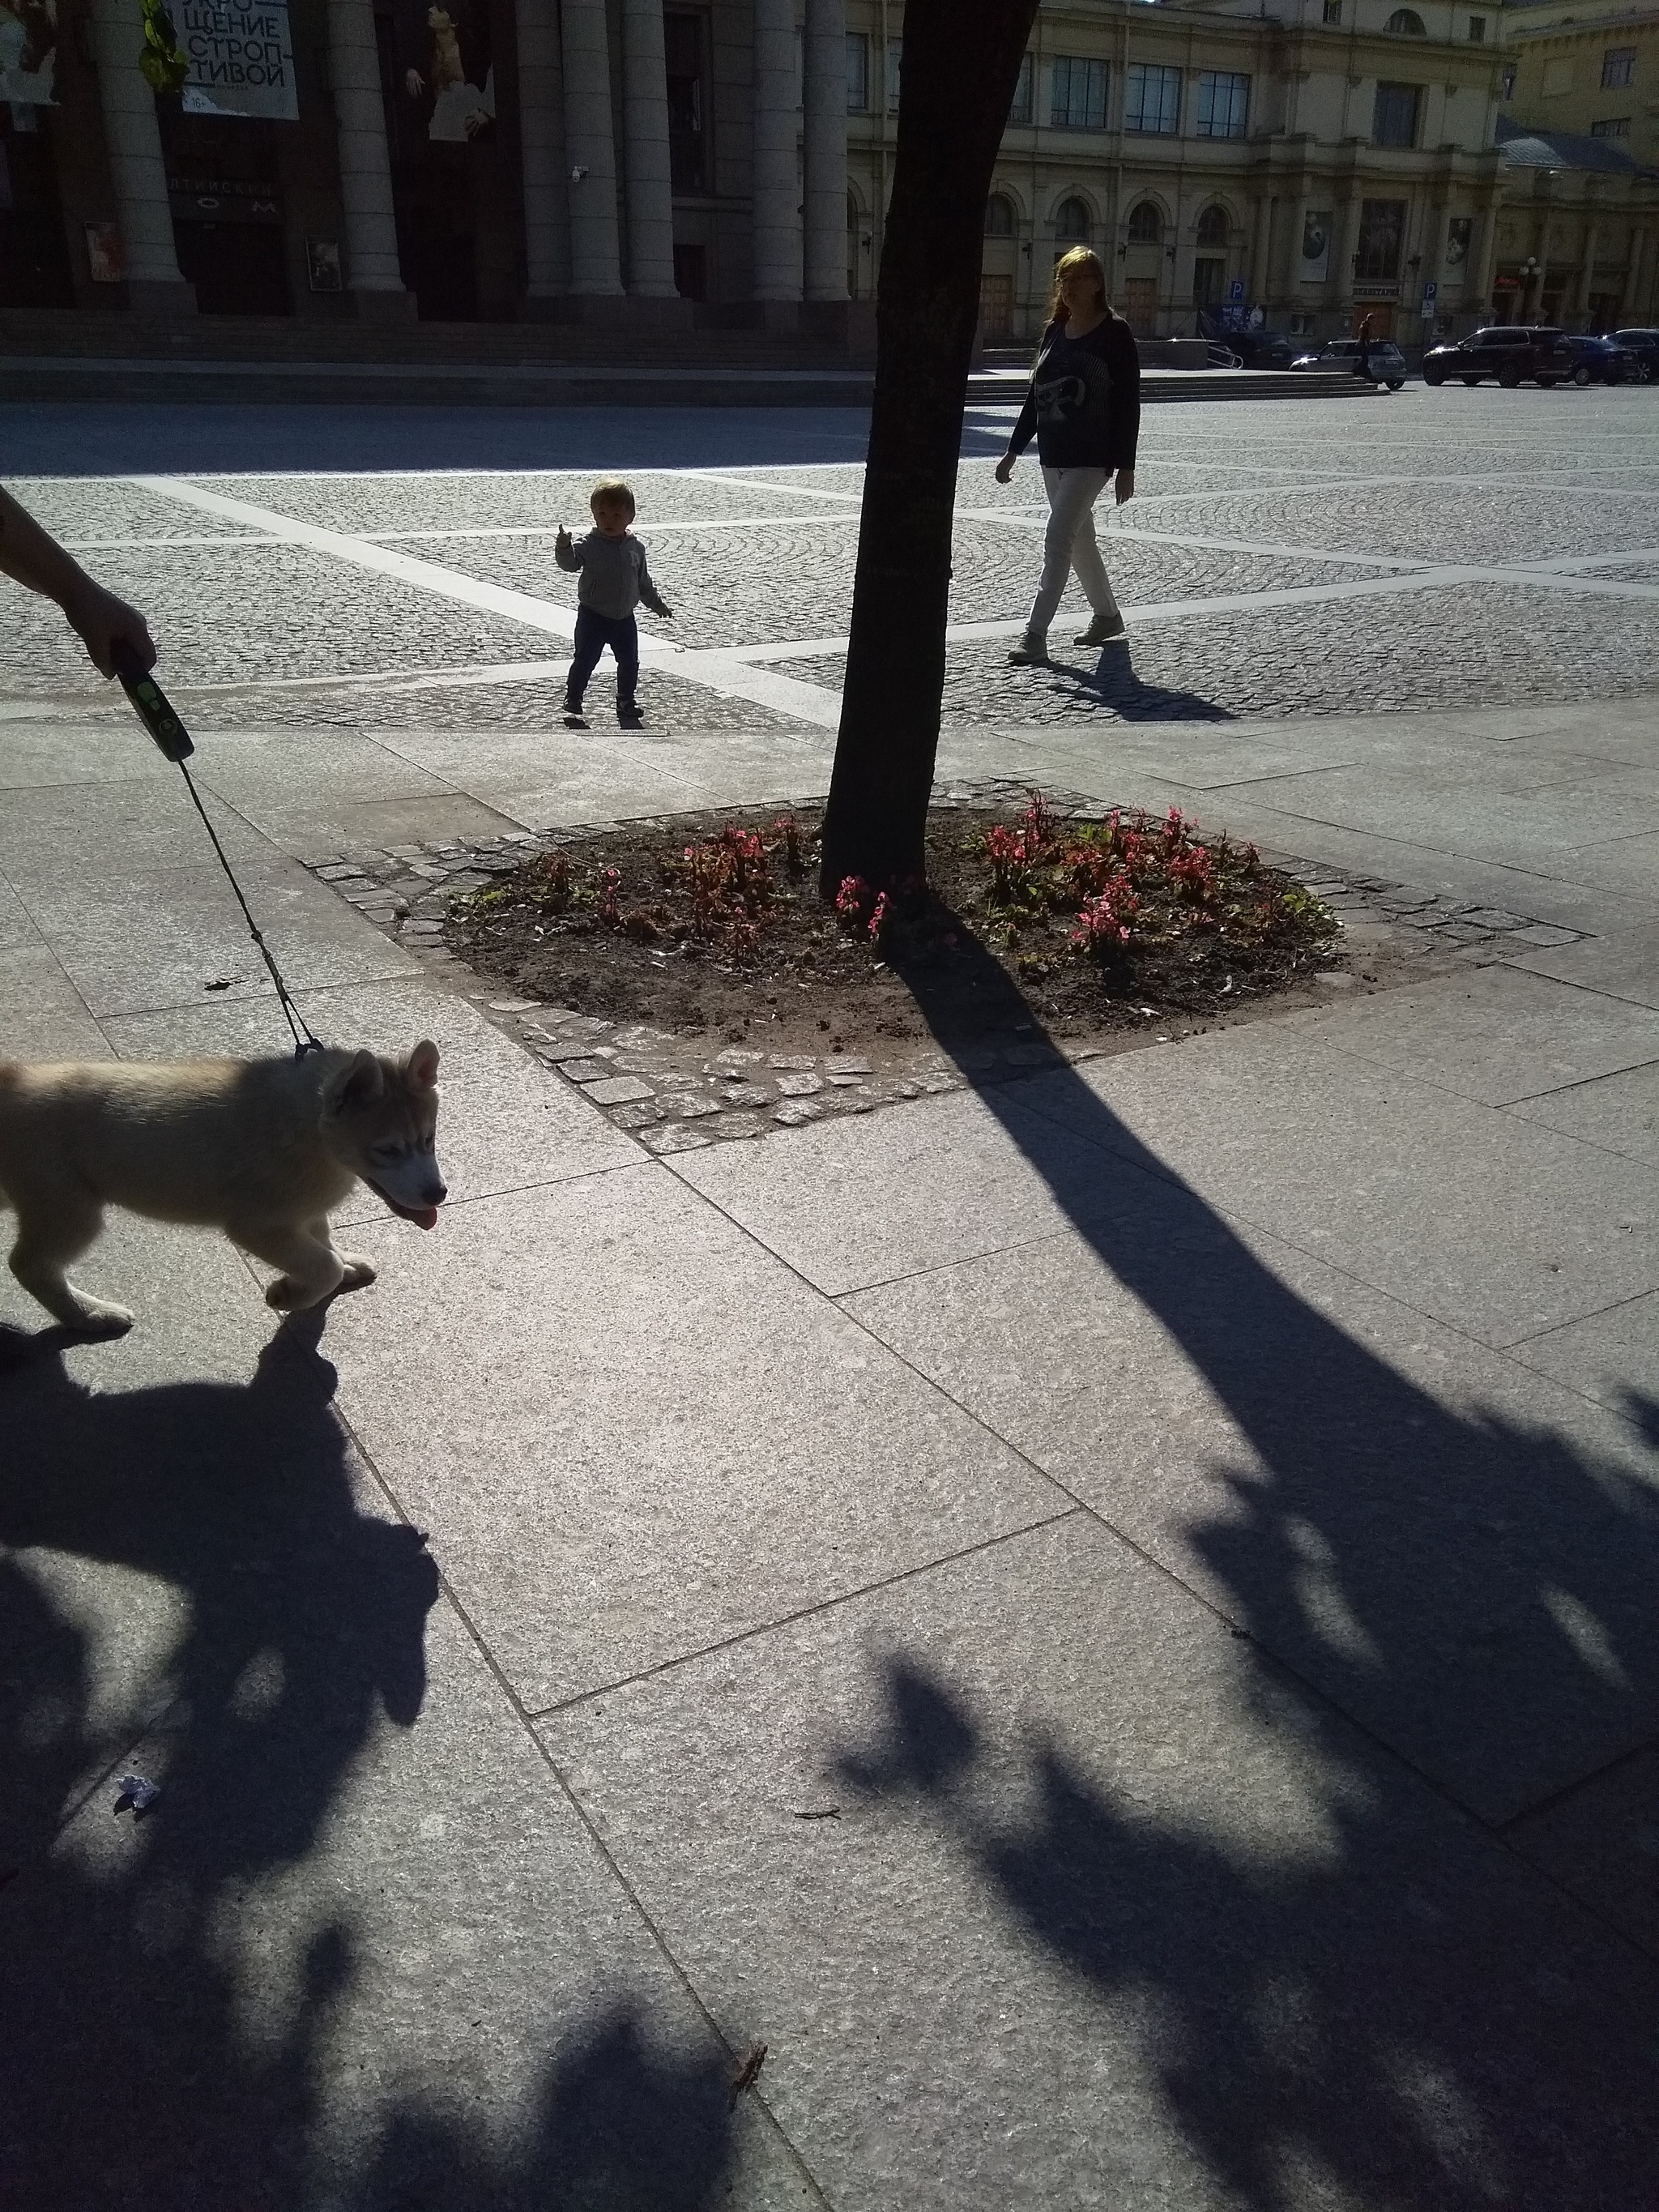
[867,914,1659,2207]
[0,1321,743,2212]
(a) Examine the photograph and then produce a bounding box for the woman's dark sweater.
[1007,314,1141,472]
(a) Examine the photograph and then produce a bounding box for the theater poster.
[0,0,56,107]
[179,0,300,120]
[1299,210,1332,285]
[396,0,495,143]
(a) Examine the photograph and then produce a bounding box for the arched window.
[1386,8,1427,29]
[1196,204,1229,248]
[983,194,1016,238]
[1055,196,1091,243]
[1127,200,1162,245]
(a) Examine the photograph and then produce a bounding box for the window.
[1444,214,1472,266]
[1602,46,1636,88]
[1323,0,1341,20]
[846,33,868,113]
[1051,55,1107,130]
[1055,196,1091,243]
[673,243,706,301]
[1127,199,1162,244]
[1125,62,1181,134]
[1009,53,1034,125]
[886,38,902,114]
[1196,203,1229,248]
[1192,258,1225,306]
[983,194,1016,237]
[1372,81,1421,145]
[1356,198,1406,279]
[665,13,707,193]
[1385,9,1427,31]
[1591,114,1632,135]
[1468,14,1486,39]
[1196,70,1250,137]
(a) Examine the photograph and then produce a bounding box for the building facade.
[2,0,1656,338]
[1499,0,1659,172]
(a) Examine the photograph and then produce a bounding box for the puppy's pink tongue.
[412,1206,439,1230]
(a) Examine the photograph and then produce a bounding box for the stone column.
[89,0,193,311]
[621,0,679,297]
[1620,228,1648,318]
[1336,192,1365,318]
[803,0,847,303]
[517,0,570,303]
[561,0,624,297]
[1473,197,1500,314]
[1576,219,1599,319]
[753,0,801,305]
[325,0,412,314]
[1249,193,1273,305]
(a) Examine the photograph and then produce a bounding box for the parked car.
[1559,333,1638,386]
[1227,328,1297,370]
[1420,326,1574,387]
[1290,337,1408,389]
[1612,328,1659,381]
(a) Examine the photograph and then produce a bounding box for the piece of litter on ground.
[114,1774,160,1815]
[488,998,540,1013]
[203,977,236,992]
[728,2041,768,2107]
[790,1806,841,1821]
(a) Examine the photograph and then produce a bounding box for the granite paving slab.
[539,1514,1659,2212]
[1503,1055,1659,1166]
[12,859,419,1018]
[1294,963,1659,1105]
[0,772,269,887]
[1501,921,1659,1009]
[1504,1746,1659,1958]
[318,1162,1064,1712]
[2,1428,817,2211]
[0,714,177,790]
[0,941,88,1018]
[842,1210,1659,1823]
[1505,1289,1659,1420]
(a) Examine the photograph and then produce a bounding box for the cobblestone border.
[298,782,1588,1151]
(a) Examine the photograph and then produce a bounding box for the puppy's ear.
[405,1039,441,1090]
[324,1048,385,1119]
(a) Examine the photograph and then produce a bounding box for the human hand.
[994,455,1016,485]
[657,604,673,620]
[62,578,156,679]
[404,66,424,95]
[555,524,571,545]
[1114,469,1136,506]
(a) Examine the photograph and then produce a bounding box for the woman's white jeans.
[1028,465,1120,636]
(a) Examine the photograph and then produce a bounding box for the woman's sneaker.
[1074,613,1127,647]
[1006,630,1048,665]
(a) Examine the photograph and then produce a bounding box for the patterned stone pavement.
[4,384,1657,735]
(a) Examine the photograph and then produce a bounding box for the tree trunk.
[817,0,1039,900]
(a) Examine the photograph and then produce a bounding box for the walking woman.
[996,246,1141,664]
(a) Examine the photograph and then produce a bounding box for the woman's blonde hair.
[1048,246,1111,326]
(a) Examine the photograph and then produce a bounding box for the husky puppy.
[0,1042,446,1336]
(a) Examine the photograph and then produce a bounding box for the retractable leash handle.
[111,640,194,762]
[109,641,323,1057]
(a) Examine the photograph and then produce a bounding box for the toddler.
[554,478,672,729]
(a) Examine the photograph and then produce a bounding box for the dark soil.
[442,797,1342,1058]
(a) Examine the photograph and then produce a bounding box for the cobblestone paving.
[4,386,1656,741]
[159,670,821,737]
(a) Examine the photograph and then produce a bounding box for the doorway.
[1350,303,1394,338]
[173,220,289,314]
[1121,276,1158,333]
[978,272,1013,339]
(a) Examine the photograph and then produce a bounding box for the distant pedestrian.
[555,479,672,730]
[1354,312,1375,382]
[996,246,1141,666]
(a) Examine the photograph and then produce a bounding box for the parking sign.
[1422,280,1437,304]
[1227,277,1245,302]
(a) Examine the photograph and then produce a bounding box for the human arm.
[553,526,582,572]
[1107,319,1141,504]
[635,547,672,619]
[0,486,156,677]
[996,326,1051,481]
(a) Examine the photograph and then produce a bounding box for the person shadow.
[1034,640,1235,723]
[0,1321,744,2211]
[859,907,1659,2206]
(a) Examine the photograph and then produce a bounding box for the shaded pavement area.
[3,395,1659,2207]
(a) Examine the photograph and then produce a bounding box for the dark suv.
[1422,327,1575,387]
[1613,329,1659,382]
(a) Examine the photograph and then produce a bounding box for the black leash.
[112,643,324,1059]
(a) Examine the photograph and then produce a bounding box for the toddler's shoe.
[561,692,587,729]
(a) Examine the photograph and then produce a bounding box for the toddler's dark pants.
[566,609,639,710]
